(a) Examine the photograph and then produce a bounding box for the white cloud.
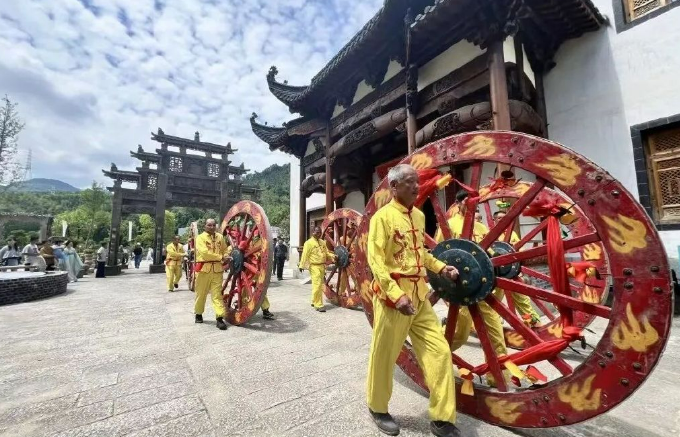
[0,0,383,188]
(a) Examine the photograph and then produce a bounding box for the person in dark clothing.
[274,240,288,280]
[272,238,278,274]
[133,243,143,268]
[95,242,107,278]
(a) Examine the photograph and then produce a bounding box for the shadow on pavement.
[238,310,308,334]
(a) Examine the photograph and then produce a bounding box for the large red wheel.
[185,221,198,292]
[354,131,672,428]
[220,200,273,326]
[470,182,610,349]
[321,208,363,309]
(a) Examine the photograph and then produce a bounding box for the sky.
[0,0,383,189]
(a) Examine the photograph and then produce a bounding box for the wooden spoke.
[483,202,494,228]
[469,304,508,392]
[496,278,611,319]
[325,265,338,285]
[460,162,483,240]
[245,242,262,258]
[443,303,459,348]
[336,267,344,295]
[491,233,600,267]
[531,297,557,321]
[430,192,453,241]
[521,267,582,295]
[424,233,438,250]
[243,261,259,276]
[342,218,347,245]
[513,220,548,251]
[484,295,573,376]
[346,226,359,250]
[504,290,516,314]
[222,271,233,294]
[325,235,335,250]
[479,179,546,249]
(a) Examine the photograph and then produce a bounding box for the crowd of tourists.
[0,236,84,282]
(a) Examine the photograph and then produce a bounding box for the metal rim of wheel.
[353,131,673,428]
[220,200,273,326]
[321,208,363,309]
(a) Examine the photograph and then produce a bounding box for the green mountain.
[244,164,290,237]
[4,178,80,193]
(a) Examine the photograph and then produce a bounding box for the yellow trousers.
[166,265,182,290]
[492,288,540,321]
[367,295,456,423]
[262,295,270,311]
[309,265,325,308]
[194,272,225,318]
[450,302,507,356]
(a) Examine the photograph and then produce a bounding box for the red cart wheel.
[469,182,610,349]
[354,131,672,428]
[321,208,363,309]
[220,200,273,326]
[185,221,198,292]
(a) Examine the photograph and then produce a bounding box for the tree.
[55,182,111,249]
[0,95,25,184]
[136,210,177,248]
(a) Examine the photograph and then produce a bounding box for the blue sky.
[0,0,382,188]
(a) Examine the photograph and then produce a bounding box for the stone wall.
[0,272,69,306]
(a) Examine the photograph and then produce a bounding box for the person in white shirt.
[0,238,22,266]
[22,236,46,271]
[96,242,107,278]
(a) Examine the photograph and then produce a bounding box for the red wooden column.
[488,39,512,131]
[298,161,306,257]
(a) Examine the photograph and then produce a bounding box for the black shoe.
[430,421,461,437]
[315,307,326,312]
[262,309,275,320]
[216,317,228,330]
[174,283,179,289]
[195,314,203,323]
[369,410,400,436]
[168,289,174,293]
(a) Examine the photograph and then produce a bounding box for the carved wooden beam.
[329,108,406,159]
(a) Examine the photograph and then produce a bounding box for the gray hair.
[387,164,416,185]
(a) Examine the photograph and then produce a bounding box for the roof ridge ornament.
[194,131,200,142]
[267,66,279,83]
[137,144,144,153]
[157,127,164,135]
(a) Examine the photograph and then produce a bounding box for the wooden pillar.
[219,158,230,219]
[107,180,122,268]
[535,70,549,138]
[489,40,512,131]
[298,161,306,256]
[405,9,417,154]
[325,124,333,216]
[150,172,167,273]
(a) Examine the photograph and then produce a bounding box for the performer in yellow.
[491,210,541,325]
[194,219,230,330]
[435,192,508,387]
[165,235,185,292]
[299,226,334,312]
[367,164,462,437]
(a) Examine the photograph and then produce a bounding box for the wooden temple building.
[251,0,603,266]
[103,129,260,274]
[251,0,680,272]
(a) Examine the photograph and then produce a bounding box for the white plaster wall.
[383,59,403,83]
[342,191,366,213]
[352,80,375,105]
[418,40,485,90]
[544,1,680,260]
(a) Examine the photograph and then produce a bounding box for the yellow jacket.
[435,213,489,243]
[195,232,230,273]
[299,236,333,269]
[368,199,446,304]
[165,242,185,267]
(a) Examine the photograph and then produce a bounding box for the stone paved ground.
[0,262,678,437]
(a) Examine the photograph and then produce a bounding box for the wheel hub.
[230,248,244,275]
[334,246,350,268]
[427,239,495,305]
[489,241,521,279]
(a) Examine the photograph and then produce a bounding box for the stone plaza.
[0,264,678,437]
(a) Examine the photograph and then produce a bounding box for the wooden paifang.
[220,200,274,326]
[185,221,198,292]
[353,131,672,428]
[320,208,363,309]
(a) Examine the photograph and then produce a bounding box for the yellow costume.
[491,230,541,323]
[367,199,456,423]
[435,213,508,359]
[194,232,229,318]
[299,236,333,309]
[165,242,185,291]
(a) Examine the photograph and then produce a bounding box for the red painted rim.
[321,208,363,309]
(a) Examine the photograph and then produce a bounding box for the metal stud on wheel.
[354,131,672,428]
[220,200,274,326]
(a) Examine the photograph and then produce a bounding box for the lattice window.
[169,156,183,172]
[208,162,220,177]
[147,174,157,191]
[647,125,680,223]
[624,0,669,21]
